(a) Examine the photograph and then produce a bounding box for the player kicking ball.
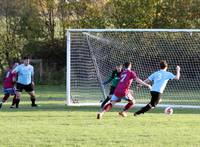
[134,60,180,116]
[101,64,123,108]
[97,62,151,119]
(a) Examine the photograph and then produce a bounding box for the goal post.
[66,29,200,108]
[66,30,71,105]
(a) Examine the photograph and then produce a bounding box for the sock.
[31,96,36,105]
[2,95,9,103]
[123,101,134,112]
[136,104,152,114]
[103,103,112,112]
[11,95,17,106]
[101,96,111,108]
[16,99,20,108]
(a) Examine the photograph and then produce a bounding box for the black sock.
[31,96,36,105]
[11,95,17,106]
[136,104,152,114]
[101,96,111,108]
[16,99,20,108]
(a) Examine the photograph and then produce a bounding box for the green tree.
[18,0,45,41]
[152,0,200,28]
[0,0,24,72]
[60,0,107,29]
[104,0,158,28]
[38,0,58,42]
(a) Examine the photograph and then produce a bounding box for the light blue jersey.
[12,64,34,85]
[148,70,175,93]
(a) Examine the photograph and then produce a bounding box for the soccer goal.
[66,29,200,108]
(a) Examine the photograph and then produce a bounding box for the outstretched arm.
[102,71,115,85]
[137,78,151,88]
[174,66,180,80]
[143,79,151,84]
[103,78,112,85]
[11,66,19,74]
[135,77,152,90]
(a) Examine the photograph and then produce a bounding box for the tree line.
[0,0,199,83]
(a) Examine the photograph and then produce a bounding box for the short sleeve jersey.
[3,69,17,88]
[114,69,137,98]
[148,70,175,93]
[12,64,34,85]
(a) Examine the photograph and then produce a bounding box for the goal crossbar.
[66,29,200,32]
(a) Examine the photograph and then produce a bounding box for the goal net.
[66,29,200,108]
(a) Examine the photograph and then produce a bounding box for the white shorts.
[111,92,134,102]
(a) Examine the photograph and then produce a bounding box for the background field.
[0,86,199,147]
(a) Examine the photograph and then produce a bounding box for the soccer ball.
[164,107,173,115]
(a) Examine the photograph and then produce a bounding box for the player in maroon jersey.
[97,62,151,119]
[0,62,19,109]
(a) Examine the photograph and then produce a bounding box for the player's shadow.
[0,103,199,114]
[0,103,101,112]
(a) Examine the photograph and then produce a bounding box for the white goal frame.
[66,29,200,109]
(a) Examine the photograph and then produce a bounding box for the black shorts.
[109,86,116,95]
[16,83,34,92]
[150,91,161,107]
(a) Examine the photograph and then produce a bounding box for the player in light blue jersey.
[12,56,38,108]
[134,60,180,116]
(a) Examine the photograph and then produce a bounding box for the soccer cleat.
[31,104,38,107]
[119,111,128,117]
[10,105,15,109]
[97,113,103,119]
[133,112,141,117]
[0,102,2,109]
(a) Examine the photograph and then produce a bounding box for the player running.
[0,62,19,109]
[97,62,151,119]
[134,60,180,116]
[101,64,123,108]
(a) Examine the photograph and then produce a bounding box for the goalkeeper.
[101,64,122,108]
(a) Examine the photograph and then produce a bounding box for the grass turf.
[0,101,200,147]
[0,85,199,146]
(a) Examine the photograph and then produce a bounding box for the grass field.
[0,85,200,147]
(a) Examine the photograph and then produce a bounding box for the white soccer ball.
[164,107,173,115]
